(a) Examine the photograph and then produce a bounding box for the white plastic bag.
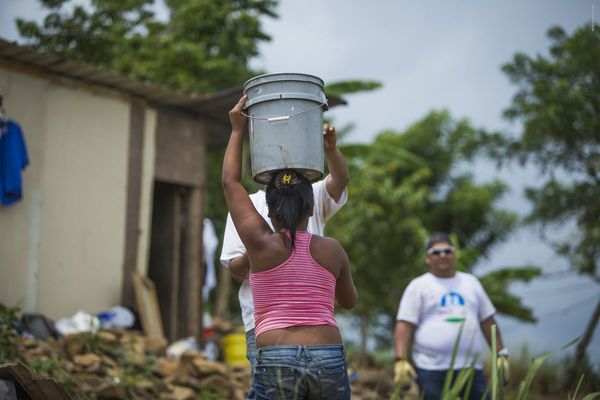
[54,311,100,335]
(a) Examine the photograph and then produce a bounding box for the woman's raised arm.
[222,96,271,249]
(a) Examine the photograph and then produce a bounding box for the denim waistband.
[257,344,345,361]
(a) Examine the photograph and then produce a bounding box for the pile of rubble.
[2,329,249,399]
[349,365,397,399]
[1,328,401,399]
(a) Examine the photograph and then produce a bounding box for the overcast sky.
[1,0,598,363]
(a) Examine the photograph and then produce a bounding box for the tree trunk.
[359,314,369,367]
[564,296,600,388]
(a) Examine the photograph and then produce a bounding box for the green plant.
[389,325,600,399]
[27,355,79,395]
[0,303,21,361]
[198,388,228,399]
[570,376,600,400]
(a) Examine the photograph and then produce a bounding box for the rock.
[106,367,123,378]
[63,360,76,372]
[198,374,230,388]
[198,374,235,397]
[120,333,145,354]
[172,375,203,390]
[73,353,102,367]
[232,388,246,400]
[135,378,155,390]
[145,335,168,355]
[101,355,117,367]
[154,357,181,378]
[161,384,195,400]
[73,353,102,373]
[181,350,229,377]
[123,351,146,367]
[76,373,105,388]
[96,331,119,346]
[63,333,86,358]
[94,382,127,399]
[189,357,228,377]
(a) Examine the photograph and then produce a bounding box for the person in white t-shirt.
[394,232,509,400]
[220,121,349,400]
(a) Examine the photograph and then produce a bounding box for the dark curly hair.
[266,169,314,247]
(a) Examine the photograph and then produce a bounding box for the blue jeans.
[246,329,258,400]
[416,368,489,400]
[254,345,350,400]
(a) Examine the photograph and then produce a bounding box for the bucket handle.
[241,101,328,123]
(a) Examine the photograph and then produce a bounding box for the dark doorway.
[147,180,190,341]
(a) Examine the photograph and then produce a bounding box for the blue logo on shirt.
[440,291,466,323]
[440,291,465,307]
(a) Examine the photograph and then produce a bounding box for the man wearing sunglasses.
[393,232,508,400]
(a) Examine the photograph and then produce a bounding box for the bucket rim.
[253,167,323,184]
[243,72,325,90]
[244,92,327,110]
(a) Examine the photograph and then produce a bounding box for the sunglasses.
[427,246,454,256]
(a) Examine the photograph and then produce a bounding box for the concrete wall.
[0,66,49,313]
[36,85,130,318]
[0,64,141,319]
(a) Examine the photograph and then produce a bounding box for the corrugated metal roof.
[0,38,347,123]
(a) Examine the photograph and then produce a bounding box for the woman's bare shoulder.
[310,235,347,270]
[249,231,293,272]
[310,234,341,248]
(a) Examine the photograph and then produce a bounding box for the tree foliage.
[472,25,600,280]
[17,0,278,93]
[470,24,600,383]
[328,111,540,350]
[505,25,600,280]
[325,80,382,97]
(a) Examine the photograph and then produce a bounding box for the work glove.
[394,359,417,388]
[497,352,510,385]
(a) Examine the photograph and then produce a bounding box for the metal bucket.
[243,73,328,184]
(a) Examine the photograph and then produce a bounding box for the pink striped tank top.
[249,231,338,337]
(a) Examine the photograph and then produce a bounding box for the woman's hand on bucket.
[323,123,337,152]
[229,95,248,133]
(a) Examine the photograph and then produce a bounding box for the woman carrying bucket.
[222,95,358,400]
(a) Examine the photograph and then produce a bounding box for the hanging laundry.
[202,218,218,301]
[0,120,30,206]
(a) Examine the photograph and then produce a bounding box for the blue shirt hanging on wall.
[0,120,30,206]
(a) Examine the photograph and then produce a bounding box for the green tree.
[325,80,382,97]
[17,0,278,93]
[473,24,600,385]
[329,111,540,361]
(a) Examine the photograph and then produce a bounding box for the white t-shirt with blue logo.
[396,271,496,370]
